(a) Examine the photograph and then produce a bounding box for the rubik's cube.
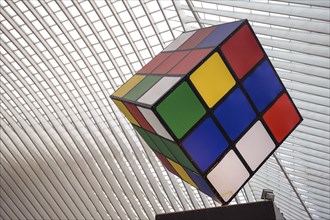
[110,19,302,204]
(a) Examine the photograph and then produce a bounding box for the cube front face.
[111,20,302,204]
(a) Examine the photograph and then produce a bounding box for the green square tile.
[156,81,206,139]
[124,76,161,101]
[162,138,197,172]
[134,125,160,153]
[147,132,177,162]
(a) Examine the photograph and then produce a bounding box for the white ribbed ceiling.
[0,0,329,220]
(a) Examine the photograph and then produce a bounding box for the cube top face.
[111,20,302,205]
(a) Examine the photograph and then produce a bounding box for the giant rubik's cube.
[111,20,302,204]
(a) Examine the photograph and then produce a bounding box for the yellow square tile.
[190,53,236,108]
[113,100,139,126]
[168,159,197,188]
[112,75,145,98]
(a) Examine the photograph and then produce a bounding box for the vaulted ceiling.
[0,0,329,219]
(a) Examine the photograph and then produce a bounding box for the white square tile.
[137,106,173,141]
[137,76,181,106]
[163,31,196,52]
[236,121,275,171]
[207,150,249,202]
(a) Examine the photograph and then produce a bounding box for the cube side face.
[111,20,302,205]
[177,21,301,204]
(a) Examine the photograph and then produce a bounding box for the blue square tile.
[243,59,283,112]
[197,20,244,48]
[184,168,218,199]
[214,88,256,141]
[182,117,228,172]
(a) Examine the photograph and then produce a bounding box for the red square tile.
[152,51,190,74]
[154,151,179,177]
[124,102,155,133]
[138,52,172,74]
[221,24,264,79]
[168,48,212,75]
[179,26,216,50]
[263,93,301,143]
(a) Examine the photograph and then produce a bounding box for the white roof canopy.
[0,0,329,219]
